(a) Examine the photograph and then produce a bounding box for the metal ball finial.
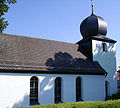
[91,4,94,8]
[91,0,94,14]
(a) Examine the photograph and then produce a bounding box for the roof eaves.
[92,36,117,43]
[76,35,116,44]
[0,64,106,75]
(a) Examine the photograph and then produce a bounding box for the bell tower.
[77,0,117,96]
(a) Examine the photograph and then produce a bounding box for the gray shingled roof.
[0,33,106,75]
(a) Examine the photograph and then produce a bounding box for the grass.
[21,99,120,108]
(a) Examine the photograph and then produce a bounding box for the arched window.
[105,81,110,97]
[30,76,39,105]
[55,77,62,103]
[76,77,82,101]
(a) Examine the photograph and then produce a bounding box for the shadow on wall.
[39,76,55,104]
[13,94,29,107]
[93,43,116,79]
[45,51,89,69]
[94,43,115,56]
[93,43,116,65]
[12,78,54,106]
[12,52,90,106]
[40,51,88,104]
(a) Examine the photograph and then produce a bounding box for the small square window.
[103,43,107,52]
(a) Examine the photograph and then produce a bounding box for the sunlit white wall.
[92,40,117,95]
[0,73,105,107]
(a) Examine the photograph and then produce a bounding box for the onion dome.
[80,13,107,38]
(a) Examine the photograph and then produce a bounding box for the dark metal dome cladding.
[80,14,107,38]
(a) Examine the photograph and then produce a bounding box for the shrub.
[27,99,120,108]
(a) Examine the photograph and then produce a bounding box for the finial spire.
[91,0,94,14]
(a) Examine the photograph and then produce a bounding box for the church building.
[0,3,117,108]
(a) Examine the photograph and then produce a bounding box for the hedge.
[22,99,120,108]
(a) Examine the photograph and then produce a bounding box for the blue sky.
[4,0,120,68]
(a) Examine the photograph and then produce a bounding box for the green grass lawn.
[22,99,120,108]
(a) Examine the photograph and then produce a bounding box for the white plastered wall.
[0,73,105,108]
[0,73,30,108]
[92,39,117,95]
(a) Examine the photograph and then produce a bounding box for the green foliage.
[0,18,8,33]
[19,99,120,108]
[0,0,16,33]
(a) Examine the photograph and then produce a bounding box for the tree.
[0,0,16,33]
